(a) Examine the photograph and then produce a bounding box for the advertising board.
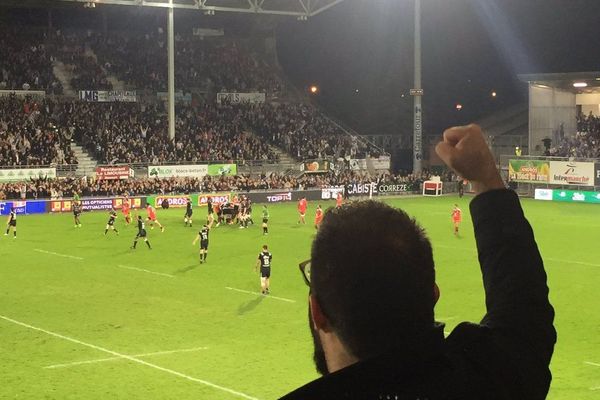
[96,166,133,180]
[148,165,208,178]
[549,161,594,186]
[508,160,550,183]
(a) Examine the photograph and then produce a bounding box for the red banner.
[95,166,133,180]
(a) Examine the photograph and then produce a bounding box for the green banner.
[553,189,600,204]
[207,164,237,176]
[508,160,550,183]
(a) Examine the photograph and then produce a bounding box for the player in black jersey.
[192,224,210,263]
[207,198,215,228]
[5,207,17,238]
[104,208,119,235]
[238,199,250,229]
[255,245,273,294]
[130,215,152,249]
[73,201,82,228]
[184,198,193,227]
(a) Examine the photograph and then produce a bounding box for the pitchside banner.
[301,160,333,173]
[147,193,231,208]
[79,90,137,102]
[345,182,411,197]
[207,164,237,176]
[0,200,46,215]
[96,166,134,180]
[534,188,600,204]
[508,160,550,183]
[216,92,265,105]
[549,161,595,186]
[148,165,208,178]
[595,163,600,186]
[50,197,143,212]
[0,167,56,182]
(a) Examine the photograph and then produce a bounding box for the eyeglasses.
[299,259,311,286]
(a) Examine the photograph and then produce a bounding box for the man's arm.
[436,124,556,398]
[192,234,199,246]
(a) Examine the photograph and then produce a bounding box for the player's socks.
[13,232,16,238]
[203,253,207,262]
[146,241,151,249]
[104,229,108,235]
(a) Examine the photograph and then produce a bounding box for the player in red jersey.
[451,204,462,236]
[122,195,132,225]
[314,205,324,230]
[298,196,307,224]
[146,204,164,232]
[336,192,343,208]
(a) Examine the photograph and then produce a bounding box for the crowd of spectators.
[547,113,600,158]
[90,30,282,93]
[246,102,379,160]
[0,28,63,94]
[0,169,435,200]
[0,96,77,166]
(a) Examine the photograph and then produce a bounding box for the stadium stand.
[0,28,63,94]
[0,96,77,166]
[547,113,600,157]
[0,170,434,200]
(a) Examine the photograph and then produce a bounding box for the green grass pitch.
[1,195,599,399]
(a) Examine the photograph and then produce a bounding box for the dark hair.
[311,200,435,360]
[263,245,268,250]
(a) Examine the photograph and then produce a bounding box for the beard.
[309,306,329,376]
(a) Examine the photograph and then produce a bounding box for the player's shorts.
[185,210,193,218]
[299,211,306,217]
[73,211,80,217]
[107,219,115,226]
[9,220,16,227]
[136,229,147,238]
[260,266,271,278]
[200,240,209,250]
[452,218,461,223]
[262,218,268,224]
[147,215,156,222]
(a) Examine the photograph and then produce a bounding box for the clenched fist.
[435,124,505,195]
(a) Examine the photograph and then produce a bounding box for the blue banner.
[0,200,47,215]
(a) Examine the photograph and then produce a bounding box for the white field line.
[34,249,84,260]
[547,258,600,268]
[585,361,600,367]
[117,265,174,278]
[0,315,259,400]
[45,347,209,369]
[225,287,296,303]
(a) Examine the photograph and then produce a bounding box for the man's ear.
[433,282,440,305]
[309,294,332,332]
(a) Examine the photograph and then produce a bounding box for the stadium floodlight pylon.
[57,0,347,18]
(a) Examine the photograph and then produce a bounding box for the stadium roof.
[56,0,347,18]
[518,71,600,92]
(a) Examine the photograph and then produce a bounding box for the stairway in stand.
[70,143,97,177]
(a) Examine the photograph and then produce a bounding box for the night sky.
[277,0,600,138]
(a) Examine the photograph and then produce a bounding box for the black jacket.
[280,189,556,400]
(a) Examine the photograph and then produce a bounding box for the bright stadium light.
[455,104,463,110]
[573,82,588,88]
[310,85,319,94]
[491,91,497,97]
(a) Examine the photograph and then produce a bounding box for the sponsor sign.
[321,187,344,200]
[301,160,332,174]
[157,91,192,103]
[148,164,208,178]
[534,188,553,201]
[508,160,550,183]
[553,189,600,204]
[0,167,56,182]
[0,200,28,215]
[79,90,137,102]
[377,183,409,195]
[207,164,237,176]
[549,161,594,186]
[345,182,377,196]
[197,194,230,207]
[0,90,46,98]
[50,197,143,212]
[349,156,391,171]
[266,192,293,203]
[154,195,191,208]
[596,163,600,186]
[96,166,133,180]
[216,92,265,105]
